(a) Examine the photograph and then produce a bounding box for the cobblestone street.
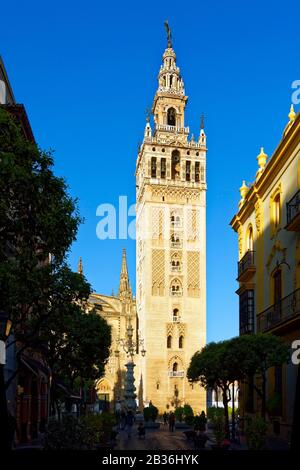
[115,424,197,451]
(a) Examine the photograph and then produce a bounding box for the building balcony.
[170,289,182,297]
[237,251,256,282]
[257,288,300,333]
[168,371,184,378]
[155,124,190,135]
[171,265,181,273]
[286,189,300,231]
[171,221,182,229]
[172,316,181,323]
[170,241,182,249]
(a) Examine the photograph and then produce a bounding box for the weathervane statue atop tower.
[164,20,172,48]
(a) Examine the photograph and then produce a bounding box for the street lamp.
[0,311,13,451]
[115,316,146,411]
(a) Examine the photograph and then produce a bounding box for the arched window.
[167,107,176,126]
[173,362,178,372]
[167,335,172,349]
[247,226,253,251]
[274,193,281,228]
[170,75,173,87]
[179,336,184,349]
[171,150,180,180]
[170,279,182,296]
[173,308,179,321]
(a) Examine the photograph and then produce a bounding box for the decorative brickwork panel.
[152,207,165,240]
[187,209,199,241]
[152,249,165,295]
[187,251,200,297]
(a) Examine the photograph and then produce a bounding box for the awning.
[20,356,50,380]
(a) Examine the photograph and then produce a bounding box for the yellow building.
[230,105,300,441]
[135,30,206,413]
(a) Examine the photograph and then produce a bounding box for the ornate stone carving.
[255,199,262,234]
[238,226,243,258]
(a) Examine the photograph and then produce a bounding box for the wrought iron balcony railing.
[237,250,255,282]
[286,189,300,231]
[257,288,300,332]
[168,371,184,378]
[172,316,180,323]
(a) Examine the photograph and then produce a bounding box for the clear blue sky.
[1,0,299,342]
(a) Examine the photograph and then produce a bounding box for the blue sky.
[1,0,299,342]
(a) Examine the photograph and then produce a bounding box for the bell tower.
[136,25,206,412]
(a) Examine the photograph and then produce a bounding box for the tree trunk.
[231,383,235,441]
[222,388,230,439]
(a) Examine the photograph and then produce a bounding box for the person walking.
[125,410,135,439]
[163,411,168,426]
[169,412,175,432]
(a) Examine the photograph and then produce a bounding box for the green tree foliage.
[188,334,290,436]
[244,416,268,450]
[0,108,111,399]
[143,402,159,422]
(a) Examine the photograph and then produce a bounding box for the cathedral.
[89,27,207,414]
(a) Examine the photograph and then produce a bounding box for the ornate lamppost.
[115,316,146,411]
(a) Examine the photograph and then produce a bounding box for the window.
[173,308,179,321]
[151,157,157,178]
[239,290,254,335]
[247,226,254,251]
[200,164,205,182]
[273,193,281,228]
[161,158,166,179]
[186,161,191,181]
[171,259,180,272]
[170,278,182,296]
[173,362,178,372]
[171,211,181,227]
[179,336,184,349]
[167,335,172,348]
[167,107,176,126]
[195,162,200,182]
[171,150,180,180]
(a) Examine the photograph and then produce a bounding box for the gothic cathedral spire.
[118,248,132,301]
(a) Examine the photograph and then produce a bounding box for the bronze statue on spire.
[164,20,172,48]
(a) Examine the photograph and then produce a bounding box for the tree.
[229,334,290,419]
[41,295,111,415]
[188,341,238,438]
[187,334,290,439]
[0,107,81,349]
[0,108,111,425]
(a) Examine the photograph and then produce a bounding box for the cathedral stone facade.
[89,31,206,414]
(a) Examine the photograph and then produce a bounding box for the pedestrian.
[163,411,168,425]
[137,422,146,439]
[169,412,175,432]
[125,410,135,439]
